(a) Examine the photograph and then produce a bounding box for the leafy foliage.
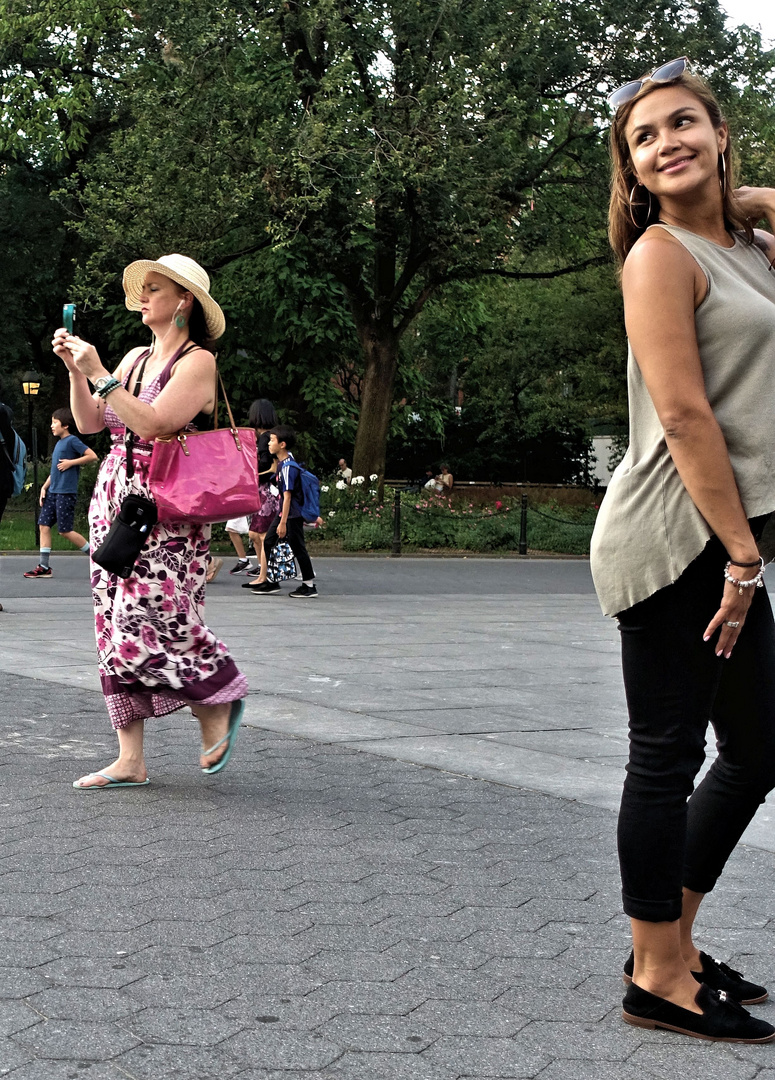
[2,0,774,481]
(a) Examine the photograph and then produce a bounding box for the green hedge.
[312,480,596,554]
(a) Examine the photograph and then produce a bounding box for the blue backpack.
[1,430,27,497]
[287,460,321,523]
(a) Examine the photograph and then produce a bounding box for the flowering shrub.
[309,478,597,554]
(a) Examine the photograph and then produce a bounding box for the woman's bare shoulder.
[623,228,700,291]
[170,346,216,378]
[114,345,149,379]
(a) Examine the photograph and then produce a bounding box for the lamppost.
[22,372,41,547]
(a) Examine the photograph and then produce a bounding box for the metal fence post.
[518,493,528,556]
[391,488,402,556]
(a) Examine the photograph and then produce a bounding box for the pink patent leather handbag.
[148,372,260,524]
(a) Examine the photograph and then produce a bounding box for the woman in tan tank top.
[595,60,775,1042]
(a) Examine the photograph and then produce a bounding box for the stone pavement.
[2,555,775,1079]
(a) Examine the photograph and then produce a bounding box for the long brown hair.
[608,71,753,266]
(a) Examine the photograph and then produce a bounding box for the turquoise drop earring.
[175,313,187,328]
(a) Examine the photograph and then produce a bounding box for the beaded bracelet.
[723,557,765,595]
[95,377,121,399]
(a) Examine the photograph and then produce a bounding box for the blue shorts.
[38,492,78,534]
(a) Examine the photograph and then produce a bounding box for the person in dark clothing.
[0,403,19,612]
[242,398,280,584]
[248,424,321,598]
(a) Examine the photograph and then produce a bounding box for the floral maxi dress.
[89,356,248,729]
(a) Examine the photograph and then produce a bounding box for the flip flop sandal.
[73,772,151,790]
[206,557,224,583]
[202,699,245,775]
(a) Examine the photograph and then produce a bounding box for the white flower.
[369,489,377,496]
[320,484,329,492]
[328,510,336,517]
[351,475,365,485]
[369,473,378,481]
[335,479,347,490]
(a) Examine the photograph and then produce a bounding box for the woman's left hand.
[59,335,108,382]
[704,576,759,659]
[734,186,775,226]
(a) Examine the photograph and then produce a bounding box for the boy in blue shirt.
[24,407,98,578]
[248,425,321,598]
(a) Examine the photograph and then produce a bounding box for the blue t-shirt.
[277,454,303,519]
[49,434,89,494]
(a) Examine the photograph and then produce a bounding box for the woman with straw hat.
[52,254,248,789]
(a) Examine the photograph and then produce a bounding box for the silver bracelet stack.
[723,557,765,595]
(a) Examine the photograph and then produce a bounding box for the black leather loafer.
[623,982,775,1042]
[623,949,768,1005]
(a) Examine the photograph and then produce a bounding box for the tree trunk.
[351,317,399,487]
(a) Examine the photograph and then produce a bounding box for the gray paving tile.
[626,1042,762,1078]
[324,1055,456,1080]
[312,1013,439,1053]
[221,1028,344,1070]
[123,1006,246,1046]
[3,567,775,1080]
[0,1001,41,1038]
[24,987,142,1022]
[0,1064,120,1080]
[11,1019,142,1060]
[0,969,53,999]
[113,1042,247,1078]
[423,1034,550,1077]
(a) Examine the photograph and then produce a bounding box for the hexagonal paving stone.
[34,957,147,989]
[222,1028,343,1071]
[0,999,41,1037]
[24,986,143,1022]
[11,1019,141,1060]
[123,1006,245,1046]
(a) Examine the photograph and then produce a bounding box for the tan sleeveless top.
[591,224,775,616]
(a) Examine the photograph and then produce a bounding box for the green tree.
[3,0,774,480]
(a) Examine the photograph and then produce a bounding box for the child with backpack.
[247,424,322,598]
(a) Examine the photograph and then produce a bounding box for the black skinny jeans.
[263,514,314,582]
[617,535,775,922]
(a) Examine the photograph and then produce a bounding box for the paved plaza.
[2,554,775,1079]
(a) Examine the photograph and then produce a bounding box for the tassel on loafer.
[623,949,768,1005]
[623,982,775,1042]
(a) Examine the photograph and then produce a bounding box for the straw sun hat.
[122,254,226,341]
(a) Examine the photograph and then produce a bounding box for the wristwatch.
[93,375,121,399]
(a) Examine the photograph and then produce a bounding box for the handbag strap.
[124,341,198,477]
[123,351,151,480]
[214,367,240,433]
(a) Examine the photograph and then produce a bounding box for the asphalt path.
[0,551,596,598]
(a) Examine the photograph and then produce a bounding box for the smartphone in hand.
[62,303,76,334]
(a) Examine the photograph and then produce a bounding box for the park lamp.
[22,372,41,396]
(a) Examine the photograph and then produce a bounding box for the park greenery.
[2,1,775,485]
[0,465,596,554]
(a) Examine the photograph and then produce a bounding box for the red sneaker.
[23,565,53,578]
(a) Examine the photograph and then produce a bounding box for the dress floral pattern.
[90,358,248,729]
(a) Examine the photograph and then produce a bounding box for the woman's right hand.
[52,328,79,373]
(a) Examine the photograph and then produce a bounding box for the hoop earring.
[628,183,654,229]
[175,313,187,329]
[719,153,727,197]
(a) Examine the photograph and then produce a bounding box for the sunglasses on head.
[608,57,691,111]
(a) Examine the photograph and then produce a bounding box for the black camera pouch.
[91,494,158,579]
